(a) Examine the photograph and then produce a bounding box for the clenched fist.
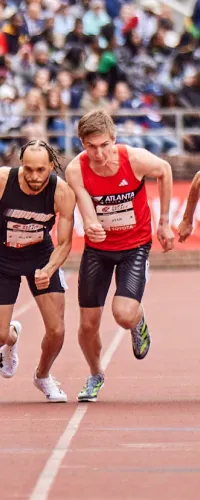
[85,223,106,243]
[178,220,193,242]
[157,222,174,253]
[35,268,50,290]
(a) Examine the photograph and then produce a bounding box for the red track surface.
[1,270,200,500]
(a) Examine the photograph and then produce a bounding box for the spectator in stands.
[45,85,66,150]
[83,0,110,36]
[10,44,35,94]
[65,18,84,46]
[33,67,51,96]
[111,80,144,148]
[53,0,75,40]
[80,76,109,112]
[0,8,28,55]
[56,70,73,106]
[1,0,200,159]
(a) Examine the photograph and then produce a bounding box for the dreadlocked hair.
[19,140,63,175]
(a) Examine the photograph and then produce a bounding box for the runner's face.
[22,149,53,192]
[82,133,115,167]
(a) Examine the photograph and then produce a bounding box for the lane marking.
[13,299,34,319]
[57,465,200,473]
[2,442,200,454]
[29,327,125,500]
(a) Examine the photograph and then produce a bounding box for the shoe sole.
[77,382,104,403]
[46,397,67,403]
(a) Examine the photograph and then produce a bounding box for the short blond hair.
[78,109,116,141]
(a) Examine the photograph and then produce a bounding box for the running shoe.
[77,374,104,402]
[0,320,21,378]
[33,369,67,402]
[131,313,151,360]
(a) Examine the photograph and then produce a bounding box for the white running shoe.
[0,320,21,378]
[33,369,67,402]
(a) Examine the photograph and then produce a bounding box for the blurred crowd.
[1,0,200,162]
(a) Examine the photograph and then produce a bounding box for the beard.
[24,175,50,192]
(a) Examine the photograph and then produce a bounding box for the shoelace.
[132,319,144,350]
[85,375,102,391]
[2,347,17,367]
[40,375,62,392]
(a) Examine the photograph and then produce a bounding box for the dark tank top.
[0,167,57,257]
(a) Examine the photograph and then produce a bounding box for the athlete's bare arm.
[178,171,200,242]
[0,167,11,199]
[66,158,106,243]
[35,178,76,290]
[127,146,174,252]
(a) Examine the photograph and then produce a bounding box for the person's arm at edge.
[127,146,174,252]
[0,167,11,199]
[178,171,200,242]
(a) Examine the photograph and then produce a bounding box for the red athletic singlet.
[80,144,152,251]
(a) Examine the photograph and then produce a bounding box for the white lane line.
[13,299,35,319]
[29,326,125,500]
[101,327,124,372]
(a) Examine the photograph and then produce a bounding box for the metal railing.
[1,108,200,156]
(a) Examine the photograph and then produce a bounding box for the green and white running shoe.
[131,313,151,360]
[77,374,104,402]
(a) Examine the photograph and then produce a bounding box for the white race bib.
[6,221,44,248]
[96,200,136,231]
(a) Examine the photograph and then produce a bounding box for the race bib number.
[6,221,44,248]
[96,201,135,230]
[93,190,136,231]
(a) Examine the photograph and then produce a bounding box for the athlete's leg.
[0,305,15,346]
[77,247,114,402]
[27,269,67,401]
[78,246,114,376]
[26,269,65,379]
[34,292,65,377]
[112,244,150,327]
[112,243,151,359]
[79,306,103,376]
[0,272,21,377]
[33,290,66,402]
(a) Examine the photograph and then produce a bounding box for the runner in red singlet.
[67,109,174,402]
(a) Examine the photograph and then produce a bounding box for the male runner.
[0,140,75,402]
[67,109,174,402]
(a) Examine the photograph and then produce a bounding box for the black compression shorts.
[78,242,151,308]
[0,241,67,305]
[0,268,66,305]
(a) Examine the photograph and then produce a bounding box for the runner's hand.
[85,223,106,242]
[177,220,193,242]
[35,268,50,289]
[157,222,174,253]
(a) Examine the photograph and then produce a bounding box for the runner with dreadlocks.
[0,140,75,402]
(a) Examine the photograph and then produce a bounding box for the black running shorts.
[0,268,66,305]
[78,242,151,308]
[0,241,66,305]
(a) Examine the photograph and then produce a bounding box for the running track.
[1,269,200,500]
